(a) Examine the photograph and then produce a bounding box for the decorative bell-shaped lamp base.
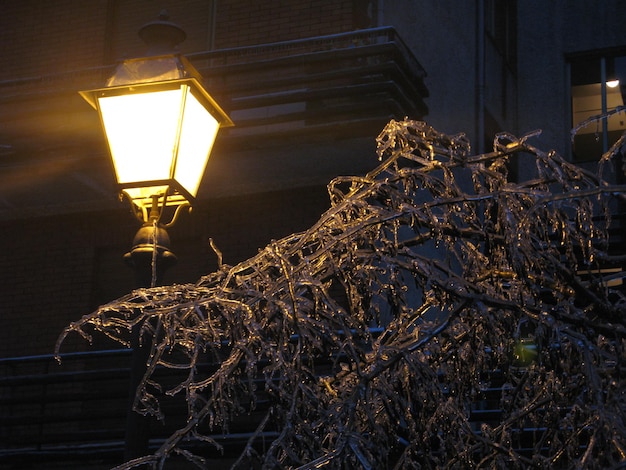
[124,223,177,288]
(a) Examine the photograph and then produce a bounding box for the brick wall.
[0,0,108,80]
[0,0,374,82]
[213,0,370,48]
[0,213,102,357]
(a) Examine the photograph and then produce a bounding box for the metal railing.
[0,349,132,466]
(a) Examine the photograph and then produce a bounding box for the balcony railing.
[0,349,280,468]
[188,27,428,139]
[0,349,132,466]
[0,349,592,467]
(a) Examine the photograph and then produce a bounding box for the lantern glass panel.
[175,89,220,198]
[97,88,184,186]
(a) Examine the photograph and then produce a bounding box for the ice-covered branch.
[57,119,626,469]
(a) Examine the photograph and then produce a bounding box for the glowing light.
[97,86,220,203]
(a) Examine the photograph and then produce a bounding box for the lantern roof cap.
[105,54,201,87]
[104,11,198,88]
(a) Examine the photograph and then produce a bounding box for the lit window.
[570,53,626,161]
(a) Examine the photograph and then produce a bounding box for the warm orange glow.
[98,89,183,186]
[80,52,233,215]
[96,84,221,206]
[174,90,220,198]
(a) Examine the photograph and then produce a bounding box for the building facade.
[1,0,625,467]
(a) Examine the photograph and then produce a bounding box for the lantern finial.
[138,10,187,55]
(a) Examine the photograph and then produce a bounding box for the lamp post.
[79,12,233,461]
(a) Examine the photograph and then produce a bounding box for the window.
[570,51,626,161]
[484,0,517,69]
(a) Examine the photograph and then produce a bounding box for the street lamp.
[80,12,233,286]
[78,13,233,461]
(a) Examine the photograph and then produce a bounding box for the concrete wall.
[385,1,479,139]
[516,1,626,159]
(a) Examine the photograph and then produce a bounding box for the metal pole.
[123,221,176,462]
